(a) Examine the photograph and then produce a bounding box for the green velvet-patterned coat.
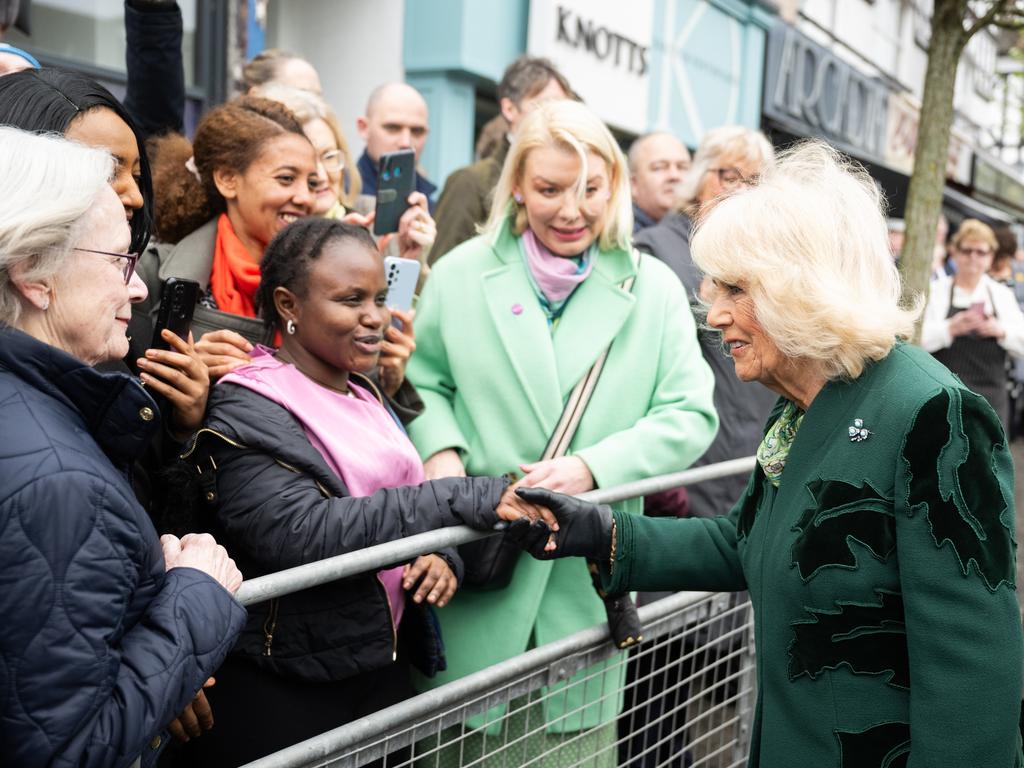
[604,343,1023,767]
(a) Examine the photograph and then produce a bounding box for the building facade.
[771,0,1024,225]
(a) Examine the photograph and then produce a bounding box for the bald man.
[356,82,436,211]
[628,132,691,234]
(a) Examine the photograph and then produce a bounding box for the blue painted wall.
[404,0,771,186]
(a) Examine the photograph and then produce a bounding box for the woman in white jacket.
[922,217,1024,429]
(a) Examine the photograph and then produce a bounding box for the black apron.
[932,282,1010,429]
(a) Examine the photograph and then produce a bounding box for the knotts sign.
[528,0,654,133]
[554,5,649,77]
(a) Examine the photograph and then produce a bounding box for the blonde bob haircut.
[482,100,632,251]
[0,127,113,327]
[691,140,920,381]
[951,218,997,253]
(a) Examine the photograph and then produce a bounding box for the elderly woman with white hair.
[635,125,777,520]
[512,141,1023,767]
[0,127,246,767]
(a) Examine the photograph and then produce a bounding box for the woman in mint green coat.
[405,100,718,765]
[512,141,1024,767]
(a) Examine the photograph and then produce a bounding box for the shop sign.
[884,92,975,185]
[885,93,918,175]
[528,0,654,134]
[763,24,889,165]
[974,155,1024,211]
[946,129,973,186]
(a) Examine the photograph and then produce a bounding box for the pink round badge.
[511,303,523,315]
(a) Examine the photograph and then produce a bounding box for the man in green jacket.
[429,56,573,264]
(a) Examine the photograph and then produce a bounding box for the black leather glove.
[508,487,613,560]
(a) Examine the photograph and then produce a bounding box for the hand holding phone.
[139,278,208,434]
[969,300,987,319]
[374,149,416,235]
[150,278,201,350]
[384,256,421,330]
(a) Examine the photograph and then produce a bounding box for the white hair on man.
[0,127,113,325]
[691,139,920,380]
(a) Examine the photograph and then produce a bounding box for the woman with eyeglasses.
[250,82,363,218]
[626,124,776,766]
[0,68,211,444]
[634,125,776,520]
[0,126,247,768]
[922,218,1024,430]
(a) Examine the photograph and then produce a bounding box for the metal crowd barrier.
[235,456,757,607]
[232,456,758,768]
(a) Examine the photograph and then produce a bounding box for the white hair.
[0,127,114,326]
[691,140,920,381]
[677,125,775,214]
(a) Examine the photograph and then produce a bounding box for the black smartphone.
[150,277,201,351]
[373,149,416,235]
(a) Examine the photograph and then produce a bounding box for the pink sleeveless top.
[220,347,426,630]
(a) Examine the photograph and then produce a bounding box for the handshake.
[493,486,614,561]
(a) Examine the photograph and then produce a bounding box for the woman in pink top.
[177,219,546,766]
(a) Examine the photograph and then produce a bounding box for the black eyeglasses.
[75,248,140,285]
[710,167,758,188]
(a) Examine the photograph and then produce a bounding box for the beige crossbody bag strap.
[540,249,641,461]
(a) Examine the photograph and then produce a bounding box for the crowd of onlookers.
[1,2,1023,767]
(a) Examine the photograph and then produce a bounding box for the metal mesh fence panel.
[243,591,756,768]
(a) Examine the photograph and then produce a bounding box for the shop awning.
[942,186,1014,226]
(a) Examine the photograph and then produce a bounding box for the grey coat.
[635,212,777,518]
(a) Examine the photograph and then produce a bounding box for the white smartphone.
[384,256,421,330]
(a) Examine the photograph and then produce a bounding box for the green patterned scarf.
[757,401,805,487]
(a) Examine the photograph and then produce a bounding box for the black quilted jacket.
[185,380,507,682]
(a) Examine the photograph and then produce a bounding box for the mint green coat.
[604,344,1024,766]
[406,221,718,730]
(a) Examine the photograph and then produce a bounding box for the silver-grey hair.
[676,125,775,214]
[0,127,114,326]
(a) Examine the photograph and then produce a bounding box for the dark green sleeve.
[896,388,1023,767]
[601,499,749,595]
[429,168,487,266]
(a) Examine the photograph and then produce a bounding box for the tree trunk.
[900,0,968,338]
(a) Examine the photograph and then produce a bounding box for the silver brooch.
[848,418,872,442]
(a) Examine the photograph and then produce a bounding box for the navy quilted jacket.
[0,327,247,767]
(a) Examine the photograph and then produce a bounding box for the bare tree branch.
[966,0,1018,38]
[985,16,1024,30]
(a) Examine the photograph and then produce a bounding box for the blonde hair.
[482,100,632,251]
[252,82,362,207]
[951,218,997,252]
[677,125,775,215]
[691,140,920,381]
[0,127,113,326]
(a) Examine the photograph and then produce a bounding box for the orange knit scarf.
[209,213,261,318]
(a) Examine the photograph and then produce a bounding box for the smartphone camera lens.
[393,167,402,178]
[382,170,391,181]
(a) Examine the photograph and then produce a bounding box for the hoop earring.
[41,298,50,311]
[286,319,296,335]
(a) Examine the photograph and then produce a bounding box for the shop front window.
[6,0,201,86]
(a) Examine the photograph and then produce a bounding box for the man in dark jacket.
[429,56,573,264]
[356,82,437,212]
[628,131,691,235]
[0,327,247,768]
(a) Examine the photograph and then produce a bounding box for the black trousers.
[167,654,413,767]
